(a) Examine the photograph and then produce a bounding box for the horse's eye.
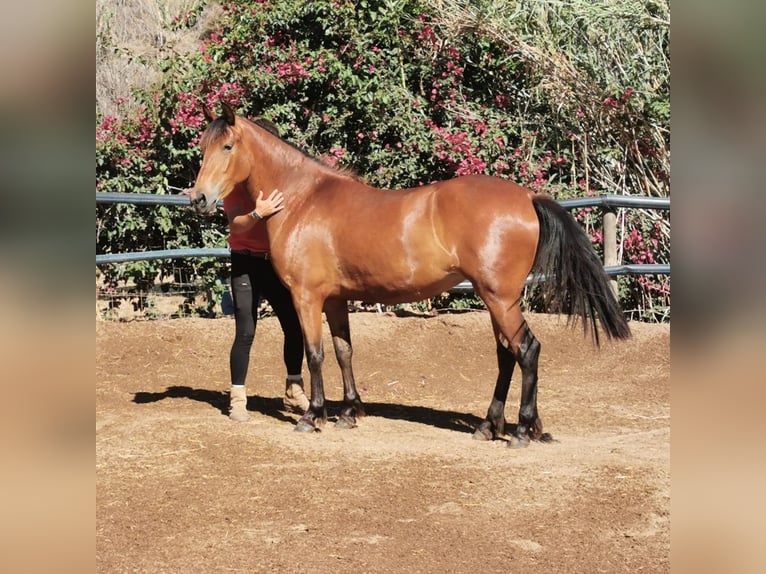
[223,143,233,151]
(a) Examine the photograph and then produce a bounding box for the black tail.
[531,195,631,345]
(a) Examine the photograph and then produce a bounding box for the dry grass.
[96,0,222,118]
[423,0,670,198]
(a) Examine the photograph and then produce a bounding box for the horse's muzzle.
[190,192,212,214]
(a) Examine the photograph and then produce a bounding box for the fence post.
[602,207,618,298]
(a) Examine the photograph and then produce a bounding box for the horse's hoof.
[472,427,493,441]
[335,416,357,430]
[538,432,555,443]
[473,419,497,441]
[294,420,318,433]
[507,435,530,449]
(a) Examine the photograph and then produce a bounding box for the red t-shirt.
[223,184,270,253]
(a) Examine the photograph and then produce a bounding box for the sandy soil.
[96,310,669,573]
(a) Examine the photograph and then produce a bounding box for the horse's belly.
[337,272,464,304]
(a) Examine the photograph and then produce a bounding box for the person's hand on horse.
[253,188,284,219]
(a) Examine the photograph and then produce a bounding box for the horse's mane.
[249,117,362,182]
[250,117,363,182]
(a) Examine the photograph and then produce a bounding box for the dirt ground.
[96,310,669,573]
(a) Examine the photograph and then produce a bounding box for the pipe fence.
[96,191,670,291]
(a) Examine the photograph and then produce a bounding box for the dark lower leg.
[333,334,364,428]
[325,301,364,428]
[510,326,542,446]
[474,340,516,440]
[295,342,327,432]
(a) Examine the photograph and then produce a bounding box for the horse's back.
[430,174,539,244]
[429,174,535,214]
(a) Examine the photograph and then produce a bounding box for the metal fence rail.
[96,248,231,264]
[96,191,670,210]
[96,192,671,284]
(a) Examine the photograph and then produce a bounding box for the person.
[222,183,309,421]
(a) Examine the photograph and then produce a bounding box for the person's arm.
[227,189,285,234]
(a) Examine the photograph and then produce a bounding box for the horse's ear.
[221,102,236,126]
[202,105,217,123]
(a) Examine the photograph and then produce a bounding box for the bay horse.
[189,103,630,447]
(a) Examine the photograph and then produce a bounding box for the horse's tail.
[530,194,631,345]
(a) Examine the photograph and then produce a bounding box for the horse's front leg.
[293,297,328,433]
[324,298,365,429]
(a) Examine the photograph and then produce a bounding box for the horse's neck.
[247,160,327,220]
[241,124,322,245]
[243,123,318,201]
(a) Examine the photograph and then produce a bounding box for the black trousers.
[229,252,304,386]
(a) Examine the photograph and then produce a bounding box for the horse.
[188,102,631,447]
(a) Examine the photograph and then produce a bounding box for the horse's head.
[188,102,250,215]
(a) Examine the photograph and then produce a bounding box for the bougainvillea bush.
[96,0,669,321]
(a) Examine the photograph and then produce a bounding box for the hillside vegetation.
[96,0,669,321]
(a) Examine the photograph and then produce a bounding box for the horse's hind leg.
[481,297,546,448]
[324,299,365,428]
[510,319,545,448]
[473,318,516,441]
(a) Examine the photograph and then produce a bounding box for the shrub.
[96,0,669,320]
